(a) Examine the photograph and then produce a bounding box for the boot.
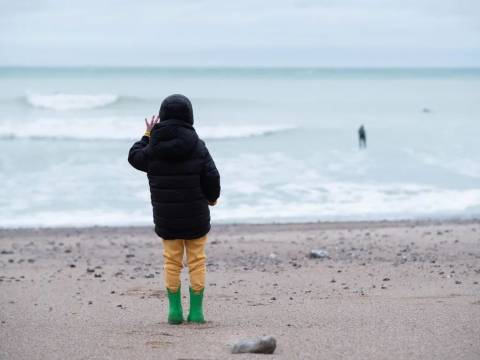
[167,288,183,324]
[187,287,205,323]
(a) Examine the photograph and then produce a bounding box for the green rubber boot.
[187,287,205,323]
[167,288,183,324]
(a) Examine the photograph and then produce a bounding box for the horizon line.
[1,65,480,70]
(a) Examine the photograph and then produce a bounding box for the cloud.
[0,0,479,66]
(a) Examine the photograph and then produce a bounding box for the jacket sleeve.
[128,136,150,172]
[201,147,221,203]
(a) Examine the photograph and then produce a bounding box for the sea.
[1,67,479,227]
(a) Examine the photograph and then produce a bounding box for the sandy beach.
[1,220,479,359]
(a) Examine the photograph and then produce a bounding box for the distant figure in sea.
[358,125,367,149]
[128,94,221,324]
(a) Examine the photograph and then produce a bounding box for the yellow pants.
[162,235,207,293]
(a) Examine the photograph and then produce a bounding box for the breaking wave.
[0,117,296,141]
[25,93,120,110]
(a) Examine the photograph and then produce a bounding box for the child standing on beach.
[128,94,221,324]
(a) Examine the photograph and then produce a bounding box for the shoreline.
[1,216,479,234]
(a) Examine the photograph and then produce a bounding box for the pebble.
[231,336,277,354]
[309,249,329,259]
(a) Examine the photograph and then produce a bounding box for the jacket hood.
[149,119,199,160]
[159,94,194,125]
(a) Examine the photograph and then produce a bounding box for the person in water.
[128,94,221,324]
[358,125,367,149]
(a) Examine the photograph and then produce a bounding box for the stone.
[231,336,276,354]
[309,249,329,259]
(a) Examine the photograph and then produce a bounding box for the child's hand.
[145,115,160,131]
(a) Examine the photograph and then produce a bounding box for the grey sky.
[0,0,479,66]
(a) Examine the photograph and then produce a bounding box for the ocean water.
[1,67,479,227]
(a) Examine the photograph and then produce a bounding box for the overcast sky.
[0,0,479,66]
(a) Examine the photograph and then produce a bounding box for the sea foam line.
[25,93,119,111]
[0,117,296,141]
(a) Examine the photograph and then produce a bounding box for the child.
[128,94,220,324]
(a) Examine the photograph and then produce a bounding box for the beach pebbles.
[231,336,276,354]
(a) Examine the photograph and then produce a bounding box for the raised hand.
[145,115,160,132]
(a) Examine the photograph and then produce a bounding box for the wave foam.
[0,209,150,228]
[0,117,295,141]
[404,148,480,179]
[2,182,479,227]
[210,153,480,222]
[212,182,480,223]
[198,124,295,140]
[26,93,119,111]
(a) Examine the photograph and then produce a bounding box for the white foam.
[0,117,295,141]
[0,209,150,228]
[2,182,479,227]
[212,182,480,223]
[210,152,480,222]
[197,124,295,140]
[404,148,480,179]
[26,93,119,111]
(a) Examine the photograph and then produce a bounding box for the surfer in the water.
[358,125,367,149]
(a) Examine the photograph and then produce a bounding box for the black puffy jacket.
[128,94,221,240]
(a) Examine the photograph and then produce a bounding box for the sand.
[1,220,479,359]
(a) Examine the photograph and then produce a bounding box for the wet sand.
[1,220,479,359]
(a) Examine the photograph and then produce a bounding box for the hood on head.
[149,119,198,160]
[159,94,194,125]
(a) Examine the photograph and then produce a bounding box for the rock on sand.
[231,336,277,354]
